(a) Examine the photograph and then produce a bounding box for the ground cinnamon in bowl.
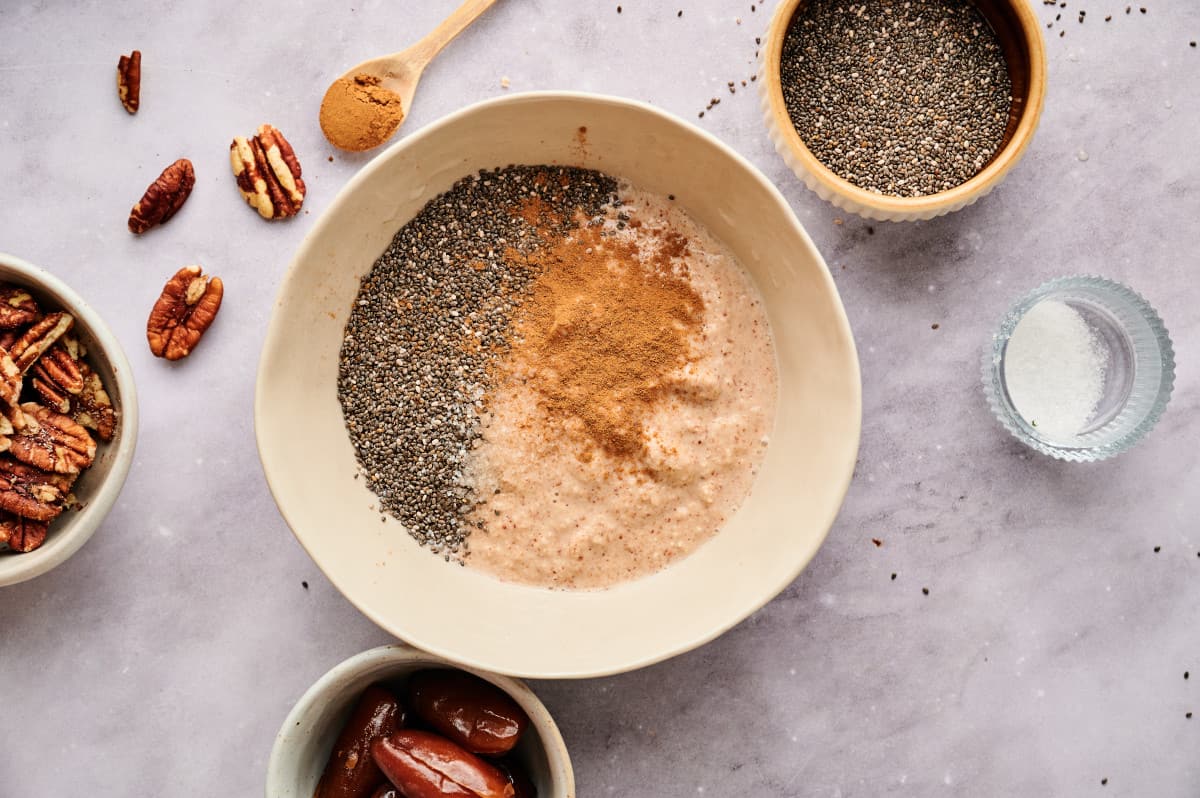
[498,218,706,465]
[319,74,405,151]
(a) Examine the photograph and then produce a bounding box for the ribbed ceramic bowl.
[0,253,138,586]
[266,645,573,798]
[255,92,861,677]
[760,0,1047,222]
[983,276,1175,462]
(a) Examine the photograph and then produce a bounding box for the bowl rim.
[0,251,139,586]
[981,275,1176,462]
[760,0,1048,219]
[254,90,862,677]
[265,643,575,798]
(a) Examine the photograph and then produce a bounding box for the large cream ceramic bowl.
[255,92,861,678]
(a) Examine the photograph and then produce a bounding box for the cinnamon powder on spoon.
[319,74,405,151]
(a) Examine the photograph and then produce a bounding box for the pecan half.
[146,266,224,360]
[32,350,81,414]
[9,403,96,475]
[0,285,40,329]
[71,363,117,442]
[128,158,195,234]
[0,348,21,409]
[28,338,115,441]
[230,124,306,219]
[0,457,71,522]
[9,312,73,374]
[0,511,48,553]
[117,50,141,114]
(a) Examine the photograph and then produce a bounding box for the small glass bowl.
[983,276,1175,462]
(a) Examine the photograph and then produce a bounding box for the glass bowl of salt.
[984,276,1175,462]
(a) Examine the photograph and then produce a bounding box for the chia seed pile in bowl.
[337,166,618,558]
[780,0,1013,197]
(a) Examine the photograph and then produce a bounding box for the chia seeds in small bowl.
[760,0,1047,221]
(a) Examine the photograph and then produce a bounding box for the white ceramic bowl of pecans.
[0,252,138,587]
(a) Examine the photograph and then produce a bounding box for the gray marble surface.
[2,1,1198,795]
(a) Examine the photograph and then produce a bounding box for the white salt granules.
[1003,299,1108,439]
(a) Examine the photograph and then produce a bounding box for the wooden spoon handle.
[411,0,501,66]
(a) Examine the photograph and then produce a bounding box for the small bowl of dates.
[0,252,138,586]
[267,644,574,798]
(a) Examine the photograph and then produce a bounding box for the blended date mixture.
[338,166,777,589]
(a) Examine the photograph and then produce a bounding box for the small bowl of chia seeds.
[760,0,1047,222]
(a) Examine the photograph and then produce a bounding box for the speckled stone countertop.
[1,1,1197,795]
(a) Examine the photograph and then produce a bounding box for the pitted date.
[368,787,398,798]
[371,730,514,798]
[494,759,537,798]
[408,670,529,755]
[316,685,405,798]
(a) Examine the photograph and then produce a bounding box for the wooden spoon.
[319,0,501,152]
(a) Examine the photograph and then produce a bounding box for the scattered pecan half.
[146,266,224,361]
[128,158,195,234]
[0,457,72,522]
[9,403,97,475]
[117,50,141,114]
[0,511,48,553]
[0,285,40,329]
[230,124,306,219]
[9,312,73,374]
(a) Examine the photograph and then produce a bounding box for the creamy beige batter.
[464,187,777,589]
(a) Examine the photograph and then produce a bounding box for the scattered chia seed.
[780,0,1013,197]
[338,166,618,557]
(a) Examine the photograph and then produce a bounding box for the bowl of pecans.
[760,0,1047,221]
[0,252,137,587]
